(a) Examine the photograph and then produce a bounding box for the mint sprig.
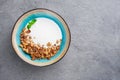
[27,19,37,29]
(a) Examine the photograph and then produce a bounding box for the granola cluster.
[20,28,61,60]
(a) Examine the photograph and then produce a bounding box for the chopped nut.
[19,44,23,48]
[56,46,60,50]
[47,42,51,47]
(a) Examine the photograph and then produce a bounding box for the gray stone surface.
[0,0,120,80]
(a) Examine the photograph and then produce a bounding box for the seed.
[54,44,56,46]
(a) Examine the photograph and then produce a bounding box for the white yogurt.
[27,18,62,46]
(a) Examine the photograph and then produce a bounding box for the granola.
[19,28,62,60]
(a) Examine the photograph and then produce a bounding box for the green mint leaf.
[27,19,37,29]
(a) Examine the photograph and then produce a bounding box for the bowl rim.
[11,8,71,67]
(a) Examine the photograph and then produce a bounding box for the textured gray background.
[0,0,120,80]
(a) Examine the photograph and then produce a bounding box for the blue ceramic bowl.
[12,8,71,66]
